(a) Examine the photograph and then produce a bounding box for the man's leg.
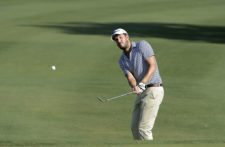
[138,87,164,140]
[131,96,141,139]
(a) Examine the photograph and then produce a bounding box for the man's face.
[113,34,130,50]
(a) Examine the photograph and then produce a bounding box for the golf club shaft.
[106,91,135,101]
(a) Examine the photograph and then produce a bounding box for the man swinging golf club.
[111,28,164,140]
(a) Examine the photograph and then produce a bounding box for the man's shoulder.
[133,40,151,53]
[131,40,148,50]
[137,40,151,48]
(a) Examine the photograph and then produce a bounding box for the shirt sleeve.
[139,40,155,60]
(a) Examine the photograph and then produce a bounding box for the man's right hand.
[133,86,143,94]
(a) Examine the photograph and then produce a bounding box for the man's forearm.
[141,56,157,84]
[126,73,137,88]
[141,65,156,84]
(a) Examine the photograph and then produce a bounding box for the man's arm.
[141,55,157,84]
[126,72,137,88]
[124,56,157,94]
[126,72,143,94]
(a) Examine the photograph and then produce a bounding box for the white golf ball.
[51,65,56,70]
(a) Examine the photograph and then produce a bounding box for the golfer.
[111,28,164,140]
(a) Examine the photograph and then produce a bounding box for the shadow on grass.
[32,22,225,44]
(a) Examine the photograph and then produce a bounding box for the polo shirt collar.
[122,42,136,59]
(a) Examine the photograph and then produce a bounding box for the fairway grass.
[0,0,225,146]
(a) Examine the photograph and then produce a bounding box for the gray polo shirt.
[119,40,162,85]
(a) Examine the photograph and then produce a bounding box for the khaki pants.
[131,87,164,140]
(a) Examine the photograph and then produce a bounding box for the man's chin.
[118,45,126,49]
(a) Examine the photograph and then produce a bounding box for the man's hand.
[138,82,146,91]
[133,83,146,94]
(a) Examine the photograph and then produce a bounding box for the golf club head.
[97,97,106,103]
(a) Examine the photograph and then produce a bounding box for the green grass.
[0,0,225,146]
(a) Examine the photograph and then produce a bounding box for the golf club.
[97,91,135,103]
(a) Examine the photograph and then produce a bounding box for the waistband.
[145,83,163,88]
